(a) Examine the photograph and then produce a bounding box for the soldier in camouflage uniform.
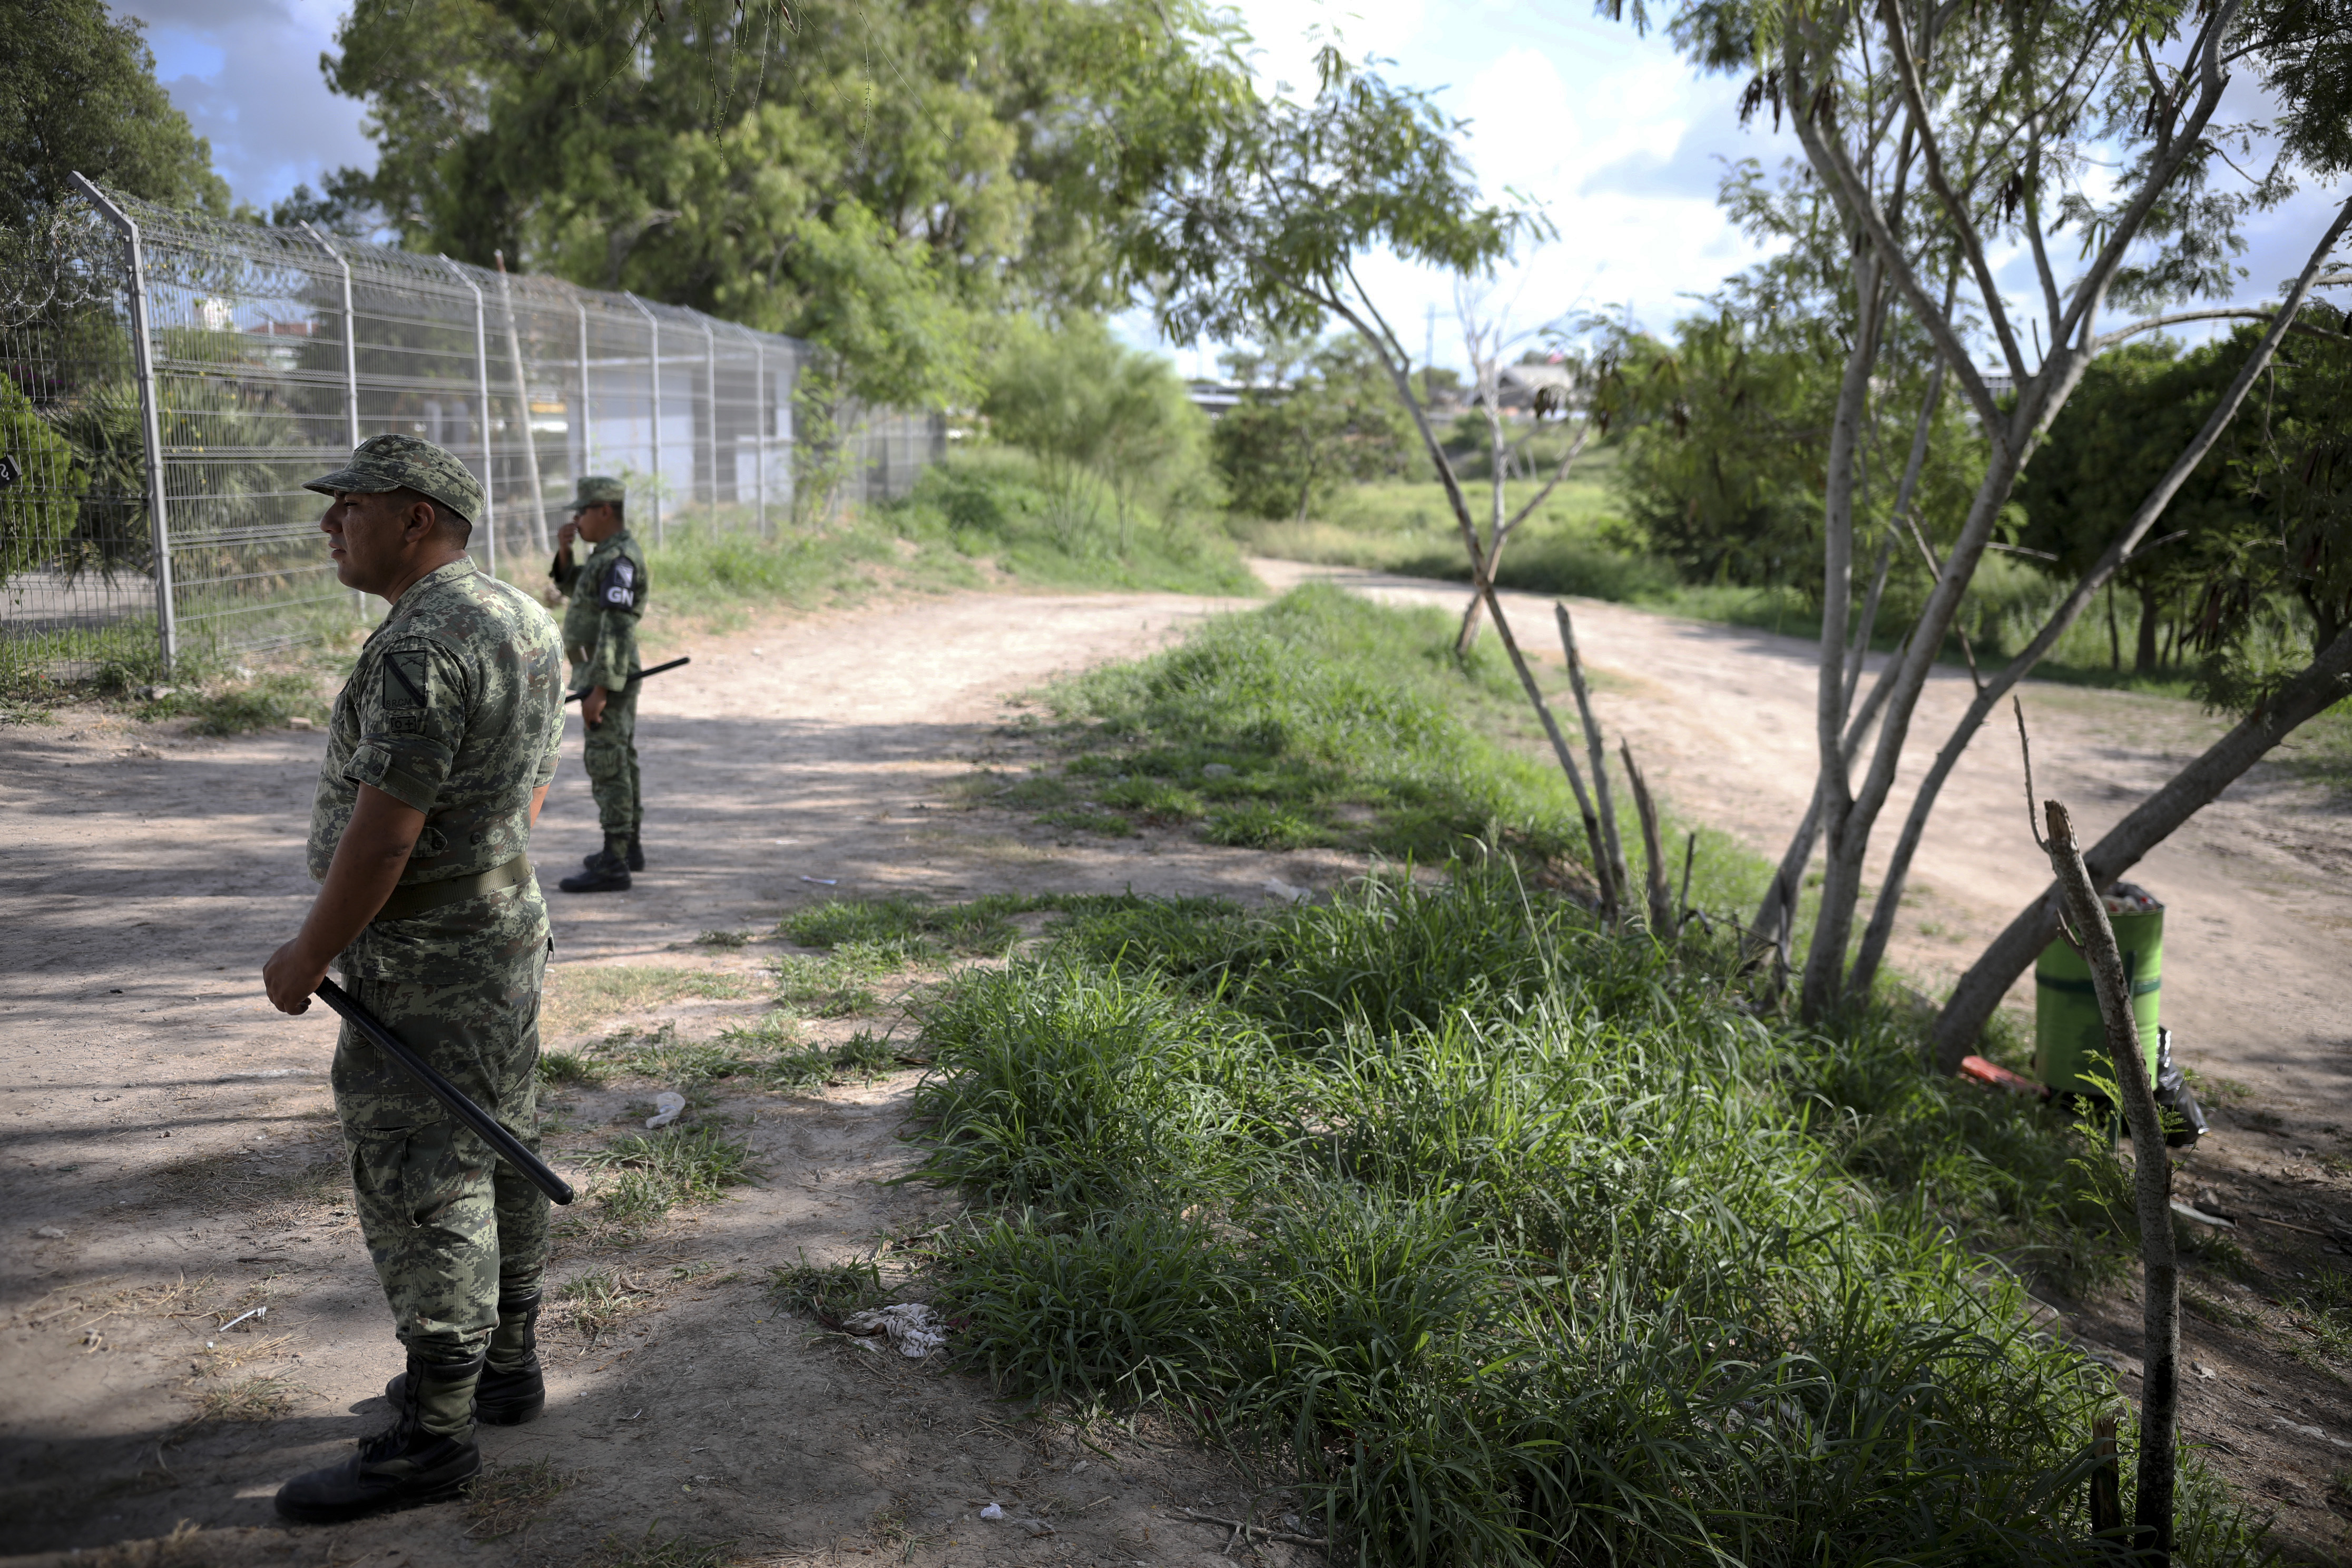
[261,434,565,1524]
[550,475,648,893]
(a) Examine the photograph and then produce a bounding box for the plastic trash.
[1263,877,1308,903]
[2152,1027,2208,1146]
[644,1092,687,1130]
[840,1302,950,1358]
[979,1504,1004,1520]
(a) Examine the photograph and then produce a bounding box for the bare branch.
[2053,0,2245,349]
[2013,697,2047,850]
[1874,0,2031,386]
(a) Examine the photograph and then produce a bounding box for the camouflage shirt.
[551,528,647,693]
[308,557,565,980]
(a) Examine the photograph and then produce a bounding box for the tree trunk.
[1844,203,2352,1007]
[1797,246,1890,1021]
[1325,298,1619,894]
[1622,740,1673,931]
[1932,618,2352,1068]
[2040,798,2178,1559]
[1557,603,1630,915]
[2134,579,2161,674]
[1455,389,1511,654]
[2106,582,2121,671]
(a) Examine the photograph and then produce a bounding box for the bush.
[885,447,1256,595]
[979,315,1224,558]
[0,377,85,586]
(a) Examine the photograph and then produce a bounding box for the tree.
[1129,46,1650,909]
[2012,341,2257,673]
[321,0,1246,413]
[1211,332,1414,521]
[1932,303,2352,1064]
[0,0,229,231]
[1616,0,2352,1024]
[981,316,1212,555]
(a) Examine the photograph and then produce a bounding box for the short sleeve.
[532,693,562,788]
[599,554,639,611]
[342,639,465,814]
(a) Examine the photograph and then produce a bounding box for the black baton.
[313,978,575,1204]
[566,654,690,703]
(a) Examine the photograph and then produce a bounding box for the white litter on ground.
[644,1092,687,1130]
[841,1302,950,1358]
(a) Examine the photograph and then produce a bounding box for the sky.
[118,0,2347,377]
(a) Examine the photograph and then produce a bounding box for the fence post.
[624,293,662,543]
[576,299,592,475]
[494,254,550,555]
[71,173,177,674]
[302,222,366,614]
[439,256,498,579]
[700,316,719,518]
[752,334,767,536]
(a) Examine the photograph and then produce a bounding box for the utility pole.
[1424,303,1436,404]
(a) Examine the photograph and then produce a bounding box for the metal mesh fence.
[2,182,943,679]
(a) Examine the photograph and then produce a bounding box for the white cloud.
[112,0,375,213]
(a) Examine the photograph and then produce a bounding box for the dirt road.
[5,566,2351,1564]
[1257,559,2352,1123]
[0,585,1348,1568]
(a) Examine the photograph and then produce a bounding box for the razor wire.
[2,183,947,677]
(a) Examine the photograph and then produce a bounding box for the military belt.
[373,854,533,923]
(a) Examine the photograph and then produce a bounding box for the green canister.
[2033,881,2163,1100]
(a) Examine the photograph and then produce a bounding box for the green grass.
[1252,465,2222,700]
[780,892,1061,961]
[863,592,2272,1564]
[904,868,2268,1566]
[582,1124,762,1229]
[984,587,1767,938]
[767,1255,887,1317]
[134,670,331,734]
[888,446,1260,596]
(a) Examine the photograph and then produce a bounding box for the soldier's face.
[322,491,432,593]
[573,503,623,543]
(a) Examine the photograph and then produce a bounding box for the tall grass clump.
[908,865,2267,1565]
[1043,585,1594,863]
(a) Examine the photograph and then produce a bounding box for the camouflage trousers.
[329,955,550,1366]
[582,678,641,838]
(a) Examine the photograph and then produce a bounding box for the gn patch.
[380,646,431,732]
[601,558,636,609]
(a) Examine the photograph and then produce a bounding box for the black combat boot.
[275,1353,481,1523]
[382,1291,545,1425]
[581,836,644,872]
[558,849,631,893]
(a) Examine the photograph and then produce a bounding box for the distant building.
[1184,379,1261,418]
[1493,362,1580,413]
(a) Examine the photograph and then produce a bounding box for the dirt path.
[1,586,1345,1568]
[7,566,2352,1563]
[1255,559,2352,1124]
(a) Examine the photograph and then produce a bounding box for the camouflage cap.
[571,475,626,509]
[304,434,483,524]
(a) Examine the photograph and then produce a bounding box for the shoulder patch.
[601,556,636,608]
[381,647,430,710]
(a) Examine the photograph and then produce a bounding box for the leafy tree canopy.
[1,0,229,229]
[322,0,1249,407]
[1126,46,1541,352]
[1212,331,1415,521]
